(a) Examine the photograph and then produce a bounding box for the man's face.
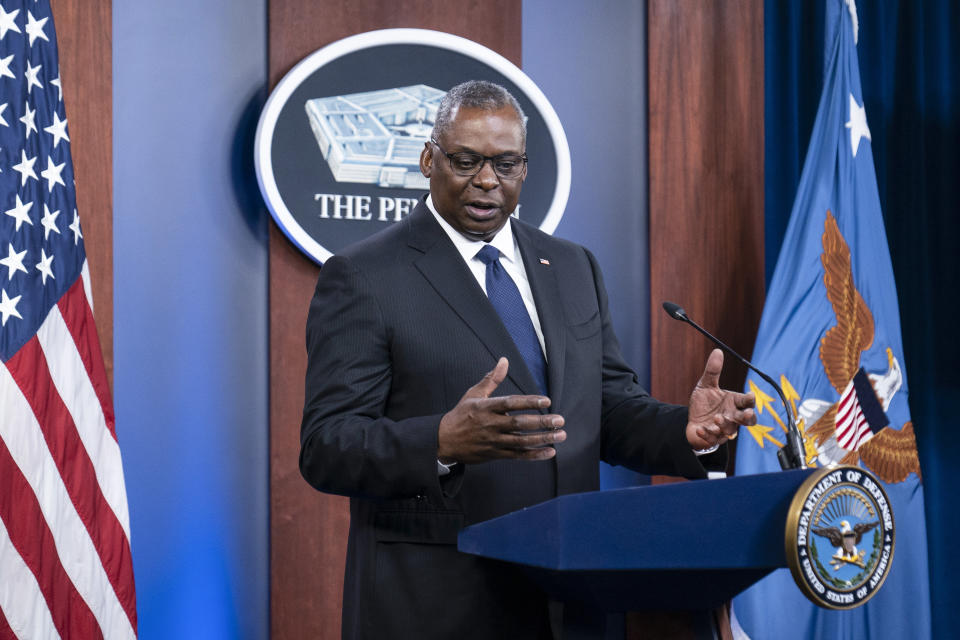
[420,105,527,242]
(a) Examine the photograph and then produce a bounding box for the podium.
[458,468,815,613]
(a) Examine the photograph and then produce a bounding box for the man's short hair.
[432,80,527,144]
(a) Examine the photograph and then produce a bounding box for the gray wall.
[523,0,649,487]
[113,2,269,637]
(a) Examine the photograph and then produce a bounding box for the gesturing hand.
[437,358,566,464]
[686,349,757,450]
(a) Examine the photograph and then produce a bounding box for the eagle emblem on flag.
[775,211,921,484]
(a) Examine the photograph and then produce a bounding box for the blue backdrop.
[113,2,269,638]
[765,1,959,637]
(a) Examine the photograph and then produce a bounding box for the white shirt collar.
[426,195,519,265]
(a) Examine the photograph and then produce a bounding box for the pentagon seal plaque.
[255,29,570,264]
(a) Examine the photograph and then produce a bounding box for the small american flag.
[0,1,137,638]
[834,378,871,450]
[834,367,887,451]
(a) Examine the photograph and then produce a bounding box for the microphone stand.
[662,302,806,470]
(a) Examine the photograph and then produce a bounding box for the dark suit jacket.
[300,201,716,639]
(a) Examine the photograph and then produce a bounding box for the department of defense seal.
[785,465,895,609]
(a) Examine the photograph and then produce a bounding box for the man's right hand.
[437,357,566,464]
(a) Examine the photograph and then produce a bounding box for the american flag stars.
[0,241,27,279]
[69,208,82,244]
[44,110,67,146]
[23,59,41,90]
[39,154,65,191]
[39,201,58,238]
[35,245,53,284]
[19,98,35,137]
[0,5,19,40]
[4,194,32,230]
[0,286,21,325]
[12,149,36,184]
[0,0,77,337]
[23,9,48,47]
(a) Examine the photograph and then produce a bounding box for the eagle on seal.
[812,519,879,569]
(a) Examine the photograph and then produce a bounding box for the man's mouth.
[465,201,500,218]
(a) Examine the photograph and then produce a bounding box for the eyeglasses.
[430,139,527,180]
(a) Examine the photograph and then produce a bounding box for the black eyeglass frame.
[429,138,528,180]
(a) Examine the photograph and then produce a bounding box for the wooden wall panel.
[268,3,521,638]
[648,0,764,412]
[641,2,763,636]
[51,0,113,387]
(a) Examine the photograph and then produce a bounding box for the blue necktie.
[476,244,548,395]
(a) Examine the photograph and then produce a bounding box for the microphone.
[661,301,806,470]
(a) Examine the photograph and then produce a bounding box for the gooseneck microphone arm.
[661,301,806,470]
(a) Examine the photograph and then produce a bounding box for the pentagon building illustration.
[305,85,445,190]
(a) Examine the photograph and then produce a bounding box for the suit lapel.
[406,204,541,396]
[514,222,567,405]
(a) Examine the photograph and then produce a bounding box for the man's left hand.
[685,349,757,449]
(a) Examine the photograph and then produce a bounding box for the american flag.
[834,367,887,451]
[834,378,872,450]
[0,1,137,638]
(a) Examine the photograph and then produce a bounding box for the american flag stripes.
[834,368,887,451]
[0,1,137,638]
[835,377,872,450]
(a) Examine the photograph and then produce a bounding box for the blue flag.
[732,0,930,638]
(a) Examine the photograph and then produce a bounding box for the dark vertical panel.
[648,0,764,412]
[268,3,521,638]
[51,0,113,387]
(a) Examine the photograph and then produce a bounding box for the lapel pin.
[539,258,550,265]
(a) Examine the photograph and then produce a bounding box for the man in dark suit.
[300,80,756,639]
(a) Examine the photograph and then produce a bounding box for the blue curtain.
[765,1,960,637]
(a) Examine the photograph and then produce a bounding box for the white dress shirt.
[426,196,547,358]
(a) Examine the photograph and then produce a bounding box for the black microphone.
[661,301,806,470]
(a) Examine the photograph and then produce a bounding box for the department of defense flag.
[732,0,930,638]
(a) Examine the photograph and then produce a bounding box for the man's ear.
[420,143,433,178]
